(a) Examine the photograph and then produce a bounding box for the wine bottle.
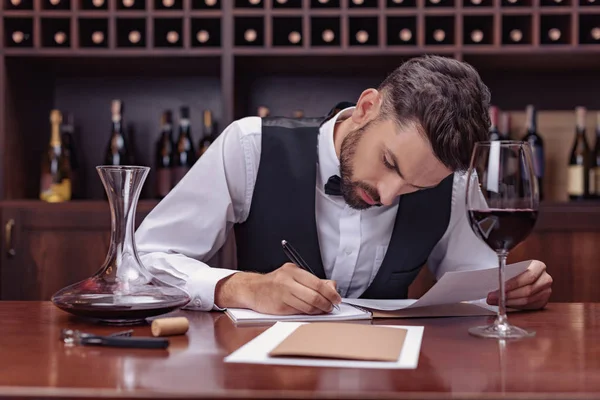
[521,105,544,200]
[488,106,501,140]
[104,99,132,166]
[155,110,174,199]
[500,112,512,139]
[567,107,592,200]
[590,112,600,199]
[173,106,196,186]
[198,109,215,158]
[40,110,72,202]
[61,112,80,199]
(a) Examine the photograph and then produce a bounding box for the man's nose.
[378,179,407,206]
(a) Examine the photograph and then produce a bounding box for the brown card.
[268,323,407,362]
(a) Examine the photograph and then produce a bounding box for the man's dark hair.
[377,55,491,171]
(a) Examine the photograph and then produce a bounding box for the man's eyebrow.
[386,148,437,190]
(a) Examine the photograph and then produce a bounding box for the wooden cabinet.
[0,201,154,300]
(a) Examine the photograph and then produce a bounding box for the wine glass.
[465,141,539,339]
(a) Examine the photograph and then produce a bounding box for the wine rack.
[0,0,599,204]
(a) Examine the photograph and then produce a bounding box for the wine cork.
[151,316,189,337]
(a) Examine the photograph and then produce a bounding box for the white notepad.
[225,302,371,325]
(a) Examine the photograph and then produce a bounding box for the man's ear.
[351,89,383,126]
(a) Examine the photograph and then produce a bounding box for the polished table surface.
[1,301,599,400]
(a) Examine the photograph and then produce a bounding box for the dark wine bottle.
[591,112,600,199]
[155,110,174,199]
[198,109,215,158]
[521,105,544,200]
[489,105,501,140]
[104,99,132,166]
[567,106,592,200]
[173,106,196,186]
[61,112,81,199]
[40,110,72,202]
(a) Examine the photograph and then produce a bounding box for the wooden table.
[1,302,599,400]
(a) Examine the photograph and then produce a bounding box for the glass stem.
[497,251,508,326]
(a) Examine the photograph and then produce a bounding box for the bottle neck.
[179,119,190,136]
[112,115,122,134]
[50,123,61,147]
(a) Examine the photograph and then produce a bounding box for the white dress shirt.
[134,108,497,311]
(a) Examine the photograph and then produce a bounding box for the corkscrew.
[60,328,169,349]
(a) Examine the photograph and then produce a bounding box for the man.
[135,55,553,315]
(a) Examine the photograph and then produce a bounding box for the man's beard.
[338,126,381,210]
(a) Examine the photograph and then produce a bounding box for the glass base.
[469,321,536,339]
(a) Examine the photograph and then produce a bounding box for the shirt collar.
[317,107,355,188]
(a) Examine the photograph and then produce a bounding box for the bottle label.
[156,168,172,198]
[40,176,71,202]
[172,166,190,187]
[567,165,585,196]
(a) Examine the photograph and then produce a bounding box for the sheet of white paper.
[225,302,371,324]
[224,321,424,369]
[343,260,531,311]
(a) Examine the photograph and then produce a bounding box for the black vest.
[233,117,454,299]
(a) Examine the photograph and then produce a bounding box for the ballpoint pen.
[60,329,169,349]
[281,239,340,311]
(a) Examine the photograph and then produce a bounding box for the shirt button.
[194,299,202,307]
[345,248,353,255]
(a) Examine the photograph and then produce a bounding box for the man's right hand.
[215,263,342,315]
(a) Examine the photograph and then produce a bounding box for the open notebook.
[225,260,531,325]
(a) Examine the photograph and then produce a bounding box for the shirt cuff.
[184,267,240,311]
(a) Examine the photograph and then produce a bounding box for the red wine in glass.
[465,141,539,339]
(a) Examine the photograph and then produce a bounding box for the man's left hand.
[487,260,553,310]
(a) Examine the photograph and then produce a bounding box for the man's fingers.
[505,272,552,300]
[504,261,546,292]
[284,291,326,315]
[505,287,552,309]
[289,280,334,313]
[292,269,342,306]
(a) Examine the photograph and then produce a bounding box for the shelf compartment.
[79,0,108,10]
[463,15,494,45]
[42,0,71,10]
[154,18,183,47]
[78,18,108,48]
[310,0,340,8]
[579,0,598,6]
[540,14,571,45]
[41,17,71,47]
[579,14,600,44]
[154,0,183,10]
[116,18,146,47]
[3,0,33,10]
[387,16,417,46]
[348,0,378,7]
[191,17,221,47]
[386,0,417,7]
[501,14,533,45]
[425,15,455,45]
[234,16,264,47]
[310,17,340,46]
[4,18,34,47]
[116,0,146,11]
[272,0,302,7]
[348,17,378,46]
[272,17,303,47]
[235,0,263,8]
